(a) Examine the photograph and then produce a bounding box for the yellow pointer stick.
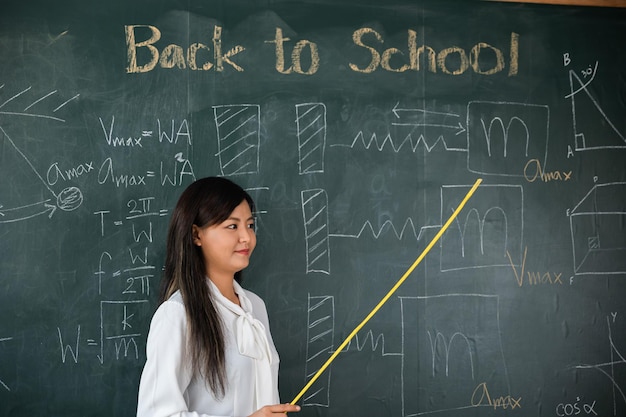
[290,178,483,405]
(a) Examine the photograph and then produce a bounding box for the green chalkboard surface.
[1,0,626,416]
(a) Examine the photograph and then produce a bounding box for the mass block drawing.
[400,294,510,417]
[440,184,524,272]
[301,189,331,274]
[570,182,626,275]
[296,103,326,174]
[303,294,335,407]
[467,101,549,177]
[213,104,260,175]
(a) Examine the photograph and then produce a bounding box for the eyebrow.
[225,215,255,222]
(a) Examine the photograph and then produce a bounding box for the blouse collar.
[207,279,273,363]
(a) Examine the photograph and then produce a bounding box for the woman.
[137,177,301,417]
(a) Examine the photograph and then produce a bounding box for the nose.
[239,226,251,243]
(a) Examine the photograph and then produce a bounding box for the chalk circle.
[57,187,83,211]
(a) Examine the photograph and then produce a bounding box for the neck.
[209,274,240,306]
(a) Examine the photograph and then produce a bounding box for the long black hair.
[159,176,255,396]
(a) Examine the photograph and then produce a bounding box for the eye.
[226,224,237,230]
[247,222,256,231]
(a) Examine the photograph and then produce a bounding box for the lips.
[235,249,250,256]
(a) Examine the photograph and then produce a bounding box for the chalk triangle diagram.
[569,69,626,150]
[569,182,626,275]
[0,125,56,223]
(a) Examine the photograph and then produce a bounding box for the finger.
[272,403,301,413]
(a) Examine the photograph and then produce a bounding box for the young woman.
[137,177,301,417]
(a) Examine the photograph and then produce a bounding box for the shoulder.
[143,291,190,355]
[242,288,264,305]
[150,291,186,326]
[242,288,269,316]
[164,290,184,306]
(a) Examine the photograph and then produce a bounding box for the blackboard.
[1,0,626,416]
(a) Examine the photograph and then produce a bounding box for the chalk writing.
[524,159,573,183]
[266,28,319,75]
[125,25,245,73]
[97,154,196,188]
[507,247,564,287]
[471,382,522,410]
[350,29,518,76]
[99,116,192,147]
[125,24,519,76]
[556,396,598,416]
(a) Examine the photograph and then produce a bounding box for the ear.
[192,225,202,246]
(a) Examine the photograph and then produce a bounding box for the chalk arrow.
[0,200,57,223]
[391,102,466,135]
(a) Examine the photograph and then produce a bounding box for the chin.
[235,260,250,270]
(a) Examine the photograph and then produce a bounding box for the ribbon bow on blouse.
[210,280,276,410]
[234,303,273,362]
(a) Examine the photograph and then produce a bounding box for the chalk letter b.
[126,25,161,73]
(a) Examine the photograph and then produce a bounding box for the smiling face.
[192,200,256,281]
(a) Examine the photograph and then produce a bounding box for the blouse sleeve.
[136,300,227,417]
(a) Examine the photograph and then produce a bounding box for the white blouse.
[136,280,280,417]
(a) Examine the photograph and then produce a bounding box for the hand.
[248,403,301,416]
